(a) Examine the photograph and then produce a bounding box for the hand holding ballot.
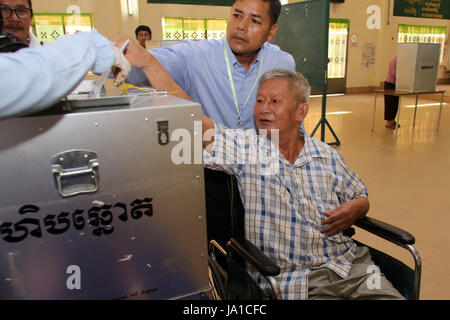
[115,37,151,69]
[110,42,131,87]
[115,37,191,101]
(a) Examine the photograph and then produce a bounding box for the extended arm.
[117,38,217,149]
[116,38,191,101]
[0,30,129,120]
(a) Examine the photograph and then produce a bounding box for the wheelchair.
[204,168,422,300]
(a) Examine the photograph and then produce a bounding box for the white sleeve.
[0,29,114,119]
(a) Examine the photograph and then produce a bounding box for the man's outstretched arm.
[116,38,191,101]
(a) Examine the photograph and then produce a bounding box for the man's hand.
[115,37,191,101]
[115,37,151,68]
[321,197,369,237]
[202,114,216,149]
[111,46,131,86]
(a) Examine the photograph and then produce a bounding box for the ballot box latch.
[50,150,100,198]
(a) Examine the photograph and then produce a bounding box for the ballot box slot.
[51,150,100,198]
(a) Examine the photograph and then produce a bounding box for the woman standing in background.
[384,56,400,129]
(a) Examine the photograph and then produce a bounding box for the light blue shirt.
[0,29,115,119]
[126,38,295,129]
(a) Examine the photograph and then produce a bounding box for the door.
[328,19,349,94]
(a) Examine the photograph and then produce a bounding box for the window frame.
[162,16,228,41]
[31,13,93,43]
[328,18,350,79]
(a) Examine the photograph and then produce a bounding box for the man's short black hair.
[232,0,281,25]
[135,25,152,38]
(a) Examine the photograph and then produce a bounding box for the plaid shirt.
[204,124,369,300]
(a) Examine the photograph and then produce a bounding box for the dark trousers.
[384,82,399,121]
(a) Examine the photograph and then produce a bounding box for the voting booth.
[396,43,441,92]
[0,95,210,300]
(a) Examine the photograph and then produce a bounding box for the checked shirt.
[204,124,368,300]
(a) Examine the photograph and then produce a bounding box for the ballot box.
[0,95,210,300]
[396,43,441,92]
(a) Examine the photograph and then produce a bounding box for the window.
[328,19,349,79]
[206,19,227,40]
[32,13,93,43]
[162,17,227,41]
[398,24,447,63]
[182,18,205,40]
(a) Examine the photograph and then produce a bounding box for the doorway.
[328,19,349,94]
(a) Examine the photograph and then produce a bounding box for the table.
[372,89,446,137]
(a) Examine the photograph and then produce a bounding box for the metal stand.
[311,95,341,146]
[310,0,341,146]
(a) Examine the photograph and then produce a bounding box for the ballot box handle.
[51,150,100,198]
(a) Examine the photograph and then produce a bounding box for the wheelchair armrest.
[227,238,280,277]
[355,216,415,246]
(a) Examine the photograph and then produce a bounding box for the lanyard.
[223,39,264,128]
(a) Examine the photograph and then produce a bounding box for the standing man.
[0,0,39,47]
[126,0,295,130]
[123,0,296,233]
[135,25,152,49]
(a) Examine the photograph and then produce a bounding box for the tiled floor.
[304,87,450,300]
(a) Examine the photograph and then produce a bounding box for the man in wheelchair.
[201,68,404,300]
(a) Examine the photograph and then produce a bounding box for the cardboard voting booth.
[396,43,441,92]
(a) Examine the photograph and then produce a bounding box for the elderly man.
[201,68,404,300]
[0,0,39,47]
[125,0,295,130]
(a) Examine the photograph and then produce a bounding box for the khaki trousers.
[308,246,405,300]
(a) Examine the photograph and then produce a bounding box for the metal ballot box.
[0,95,210,300]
